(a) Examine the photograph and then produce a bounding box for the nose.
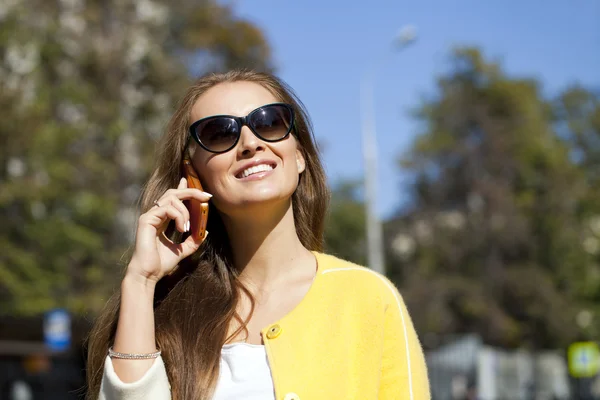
[237,125,264,157]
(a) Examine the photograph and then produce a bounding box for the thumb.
[180,230,208,259]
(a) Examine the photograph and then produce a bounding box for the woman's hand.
[127,178,212,283]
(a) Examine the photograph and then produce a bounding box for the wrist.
[122,270,158,293]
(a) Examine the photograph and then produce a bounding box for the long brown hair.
[85,70,330,399]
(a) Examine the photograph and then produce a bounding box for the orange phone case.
[182,158,209,241]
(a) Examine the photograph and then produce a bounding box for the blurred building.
[0,315,90,399]
[426,334,600,400]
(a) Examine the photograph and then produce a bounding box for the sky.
[232,0,600,218]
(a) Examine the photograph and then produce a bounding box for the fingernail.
[186,221,190,231]
[203,192,213,198]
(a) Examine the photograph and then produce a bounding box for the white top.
[99,343,275,400]
[213,343,275,400]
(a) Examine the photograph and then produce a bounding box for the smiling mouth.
[236,163,276,179]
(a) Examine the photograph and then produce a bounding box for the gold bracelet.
[108,346,161,360]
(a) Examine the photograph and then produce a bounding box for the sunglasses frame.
[188,102,295,154]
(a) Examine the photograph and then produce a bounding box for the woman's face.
[189,81,305,215]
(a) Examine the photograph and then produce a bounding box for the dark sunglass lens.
[251,105,292,141]
[196,118,239,152]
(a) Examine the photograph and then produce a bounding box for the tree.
[555,85,600,338]
[0,0,272,315]
[387,47,598,348]
[324,180,367,266]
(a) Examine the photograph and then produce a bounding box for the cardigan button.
[266,324,282,339]
[283,393,300,400]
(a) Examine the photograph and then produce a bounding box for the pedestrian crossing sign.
[568,342,600,378]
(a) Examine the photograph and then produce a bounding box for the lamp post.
[361,26,417,275]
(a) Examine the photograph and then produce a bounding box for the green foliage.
[388,47,600,348]
[0,0,272,315]
[324,180,367,266]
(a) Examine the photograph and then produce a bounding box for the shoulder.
[312,252,402,304]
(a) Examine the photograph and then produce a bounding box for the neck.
[221,201,311,289]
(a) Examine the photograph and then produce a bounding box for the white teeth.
[240,164,273,178]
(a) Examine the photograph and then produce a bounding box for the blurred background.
[0,0,598,399]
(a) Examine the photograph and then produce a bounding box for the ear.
[295,150,306,174]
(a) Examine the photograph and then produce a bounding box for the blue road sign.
[44,309,71,351]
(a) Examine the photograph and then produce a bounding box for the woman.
[86,70,430,400]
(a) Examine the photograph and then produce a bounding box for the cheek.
[198,166,232,211]
[275,137,301,166]
[280,148,302,184]
[195,154,230,193]
[200,163,227,193]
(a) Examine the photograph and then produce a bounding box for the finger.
[135,210,169,249]
[180,230,208,258]
[160,230,208,269]
[163,204,187,233]
[143,204,186,234]
[164,188,212,203]
[172,197,190,229]
[159,195,190,228]
[177,177,187,190]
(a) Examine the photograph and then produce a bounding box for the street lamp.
[361,26,417,275]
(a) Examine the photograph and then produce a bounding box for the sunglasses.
[188,103,295,154]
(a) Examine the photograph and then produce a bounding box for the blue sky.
[233,0,599,218]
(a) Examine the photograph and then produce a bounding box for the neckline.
[258,250,322,333]
[221,342,265,352]
[224,251,323,345]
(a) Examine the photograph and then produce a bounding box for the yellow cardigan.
[259,252,430,399]
[100,252,430,400]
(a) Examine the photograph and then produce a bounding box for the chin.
[241,191,291,207]
[220,188,296,214]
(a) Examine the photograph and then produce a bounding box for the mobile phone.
[182,158,209,241]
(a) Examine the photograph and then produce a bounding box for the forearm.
[111,269,159,383]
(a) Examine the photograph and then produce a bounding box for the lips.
[239,163,274,178]
[234,160,277,179]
